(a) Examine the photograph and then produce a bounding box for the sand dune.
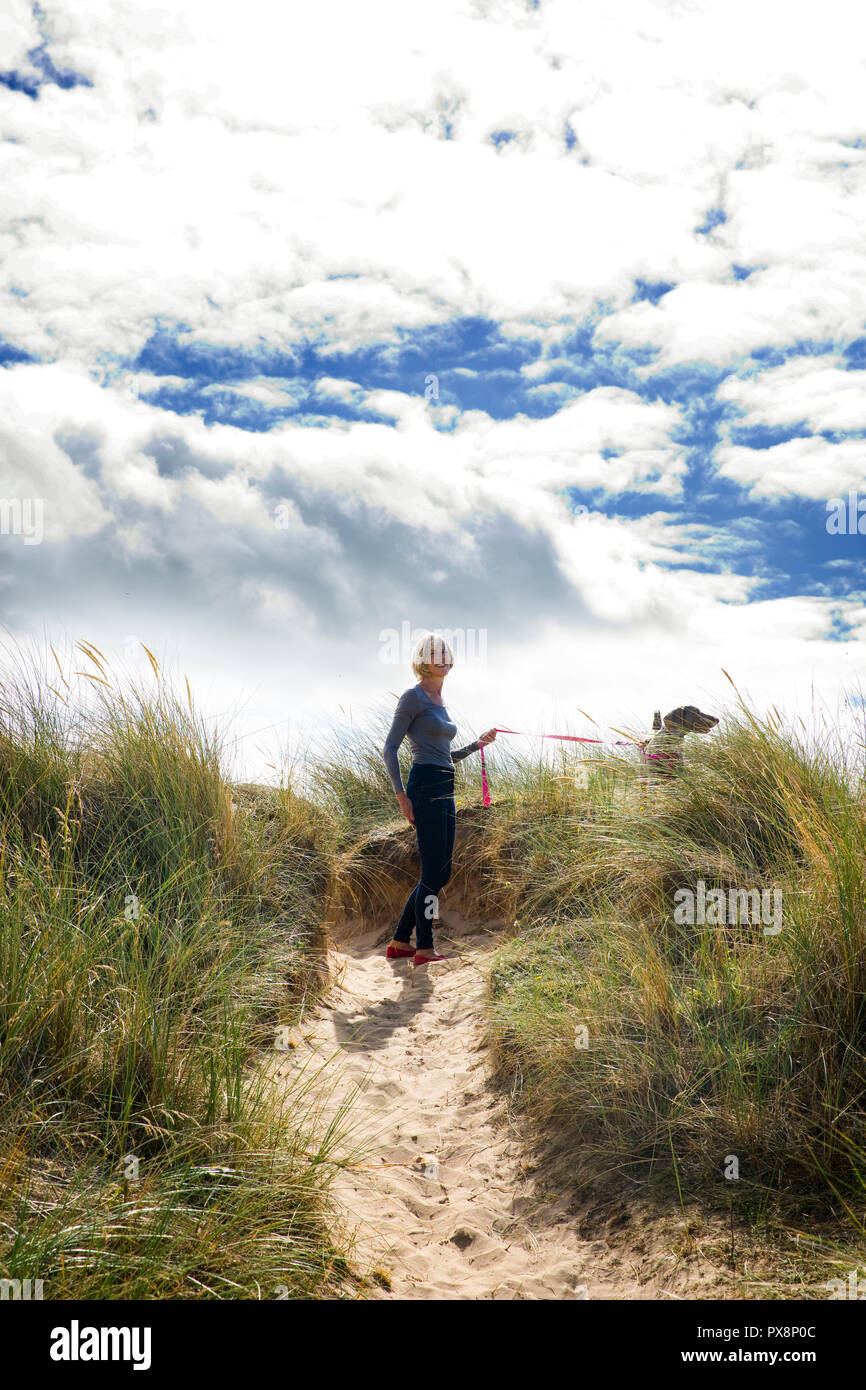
[275,913,737,1300]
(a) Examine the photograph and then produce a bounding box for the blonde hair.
[411,631,455,680]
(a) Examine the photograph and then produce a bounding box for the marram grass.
[6,642,866,1295]
[0,641,356,1300]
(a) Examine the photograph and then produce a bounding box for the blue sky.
[2,0,866,778]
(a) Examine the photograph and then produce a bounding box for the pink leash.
[480,743,491,806]
[479,727,637,806]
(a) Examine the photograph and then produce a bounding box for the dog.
[640,705,719,776]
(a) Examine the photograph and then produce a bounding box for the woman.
[382,632,496,966]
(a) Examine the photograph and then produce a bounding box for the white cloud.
[4,0,865,371]
[716,436,866,499]
[313,377,363,402]
[719,357,866,434]
[2,0,866,777]
[0,0,40,69]
[203,379,304,409]
[180,471,275,529]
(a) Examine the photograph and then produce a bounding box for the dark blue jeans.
[393,763,456,951]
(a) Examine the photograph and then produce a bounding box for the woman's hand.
[477,729,497,747]
[396,791,415,824]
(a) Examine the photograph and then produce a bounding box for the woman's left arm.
[452,728,497,760]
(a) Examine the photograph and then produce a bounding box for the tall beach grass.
[0,640,354,1299]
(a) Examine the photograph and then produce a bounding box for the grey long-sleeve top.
[383,685,480,795]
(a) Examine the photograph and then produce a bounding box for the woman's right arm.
[383,692,416,822]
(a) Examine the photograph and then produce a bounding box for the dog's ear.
[652,710,662,730]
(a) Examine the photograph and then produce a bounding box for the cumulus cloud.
[716,436,866,499]
[1,0,862,370]
[719,356,866,434]
[2,0,866,775]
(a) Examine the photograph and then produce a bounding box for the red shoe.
[386,942,415,959]
[413,951,448,967]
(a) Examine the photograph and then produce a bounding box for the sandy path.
[275,916,728,1300]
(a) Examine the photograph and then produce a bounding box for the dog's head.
[663,705,718,735]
